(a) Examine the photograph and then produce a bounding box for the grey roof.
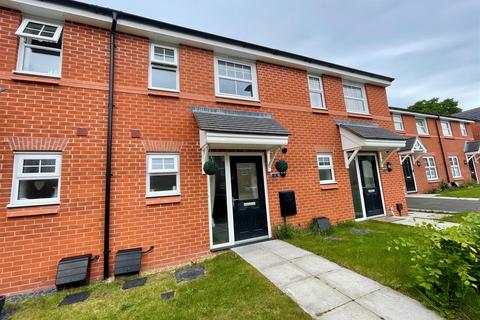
[192,106,290,136]
[465,141,480,153]
[336,120,406,141]
[455,107,480,122]
[399,137,417,152]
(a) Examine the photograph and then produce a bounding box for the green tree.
[408,98,462,115]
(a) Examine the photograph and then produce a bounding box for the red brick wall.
[0,7,407,295]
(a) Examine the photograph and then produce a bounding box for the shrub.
[437,179,451,192]
[389,213,480,311]
[276,223,297,240]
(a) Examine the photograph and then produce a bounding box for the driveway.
[407,195,480,212]
[233,240,442,320]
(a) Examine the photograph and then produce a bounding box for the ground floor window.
[10,153,62,206]
[146,153,180,197]
[317,153,335,184]
[448,156,462,178]
[423,156,438,180]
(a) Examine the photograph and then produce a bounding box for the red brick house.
[455,107,480,139]
[1,0,416,295]
[389,107,478,193]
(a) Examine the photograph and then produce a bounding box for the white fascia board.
[389,109,474,123]
[364,139,406,149]
[204,131,288,149]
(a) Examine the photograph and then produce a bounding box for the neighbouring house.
[455,107,480,139]
[389,107,479,193]
[0,0,419,296]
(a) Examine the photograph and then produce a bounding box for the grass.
[439,211,480,223]
[285,220,480,320]
[439,184,480,198]
[5,252,310,320]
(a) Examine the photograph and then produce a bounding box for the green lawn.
[439,211,480,223]
[285,220,480,320]
[439,184,480,198]
[5,253,309,320]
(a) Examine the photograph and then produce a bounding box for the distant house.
[455,107,480,139]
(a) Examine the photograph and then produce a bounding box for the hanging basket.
[275,159,288,177]
[203,160,217,175]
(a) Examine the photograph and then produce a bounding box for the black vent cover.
[114,248,142,277]
[56,254,92,288]
[279,190,297,217]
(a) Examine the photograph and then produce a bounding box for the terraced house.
[0,0,473,296]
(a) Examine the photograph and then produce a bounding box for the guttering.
[104,11,117,280]
[434,115,451,183]
[389,107,475,123]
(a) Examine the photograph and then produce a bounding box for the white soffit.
[199,130,288,150]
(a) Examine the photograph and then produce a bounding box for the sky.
[81,0,480,110]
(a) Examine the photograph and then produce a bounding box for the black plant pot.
[0,295,5,314]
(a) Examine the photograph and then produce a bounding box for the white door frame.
[402,155,418,193]
[354,152,387,221]
[468,157,479,182]
[207,152,271,250]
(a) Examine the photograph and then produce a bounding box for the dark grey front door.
[469,159,478,182]
[402,157,416,192]
[230,156,268,241]
[358,155,384,217]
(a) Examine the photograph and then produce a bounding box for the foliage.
[203,160,217,175]
[275,222,297,239]
[275,160,288,173]
[439,182,480,199]
[408,98,462,115]
[389,213,480,311]
[437,180,451,192]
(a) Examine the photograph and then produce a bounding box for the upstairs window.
[317,154,336,184]
[392,114,404,131]
[215,57,258,100]
[10,153,62,207]
[423,156,438,181]
[308,75,326,109]
[15,19,63,77]
[449,156,462,178]
[343,81,369,114]
[415,118,429,135]
[146,154,180,197]
[460,123,467,136]
[441,121,452,137]
[149,44,179,91]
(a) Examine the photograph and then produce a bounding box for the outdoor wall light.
[281,146,288,154]
[385,162,393,172]
[416,160,422,167]
[464,159,468,165]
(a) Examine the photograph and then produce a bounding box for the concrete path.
[233,240,442,320]
[374,211,459,229]
[406,196,480,213]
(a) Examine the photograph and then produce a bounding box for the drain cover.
[352,228,369,235]
[122,277,147,290]
[160,291,175,300]
[59,291,90,306]
[175,266,205,283]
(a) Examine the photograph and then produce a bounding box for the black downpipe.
[435,115,450,183]
[104,12,117,280]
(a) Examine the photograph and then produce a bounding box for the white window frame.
[214,56,259,101]
[308,75,326,109]
[392,113,404,131]
[343,81,369,114]
[146,153,180,197]
[448,156,462,178]
[148,44,179,92]
[415,118,429,135]
[423,156,439,181]
[460,123,467,136]
[16,18,63,42]
[9,152,62,207]
[317,153,336,184]
[441,120,452,137]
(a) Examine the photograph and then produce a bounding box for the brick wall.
[0,7,407,295]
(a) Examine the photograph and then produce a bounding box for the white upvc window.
[441,120,452,137]
[149,44,179,91]
[449,156,462,178]
[10,153,62,207]
[460,123,467,136]
[215,57,258,101]
[415,118,429,135]
[343,81,369,114]
[423,156,438,181]
[392,114,404,131]
[308,75,326,109]
[317,153,336,184]
[146,154,180,197]
[15,18,63,77]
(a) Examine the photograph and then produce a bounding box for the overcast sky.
[82,0,480,110]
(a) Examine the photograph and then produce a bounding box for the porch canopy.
[192,106,289,171]
[398,136,428,164]
[465,140,480,162]
[336,120,406,168]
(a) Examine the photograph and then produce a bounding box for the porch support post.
[380,148,399,167]
[201,144,209,174]
[266,147,279,172]
[344,148,359,168]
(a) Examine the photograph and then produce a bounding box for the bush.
[437,179,451,192]
[389,213,480,311]
[276,223,297,240]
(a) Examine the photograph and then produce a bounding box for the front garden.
[436,181,480,198]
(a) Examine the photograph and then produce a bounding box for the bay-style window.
[10,153,62,207]
[343,81,369,114]
[146,154,180,197]
[423,156,438,181]
[317,153,336,184]
[215,57,258,100]
[15,19,63,77]
[308,75,326,109]
[149,44,179,91]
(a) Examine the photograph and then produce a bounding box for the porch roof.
[465,140,480,154]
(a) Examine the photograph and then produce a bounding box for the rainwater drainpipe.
[435,115,451,184]
[104,11,118,280]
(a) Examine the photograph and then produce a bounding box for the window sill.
[320,183,338,190]
[6,204,60,218]
[312,108,329,114]
[443,136,454,139]
[11,71,61,84]
[453,177,464,181]
[427,179,440,183]
[347,112,372,119]
[215,96,261,107]
[148,89,180,98]
[146,195,181,206]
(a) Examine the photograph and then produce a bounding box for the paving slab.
[284,277,351,317]
[258,239,291,251]
[236,248,287,269]
[271,244,313,260]
[292,254,341,276]
[318,269,382,299]
[317,301,381,320]
[260,262,310,287]
[356,287,443,320]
